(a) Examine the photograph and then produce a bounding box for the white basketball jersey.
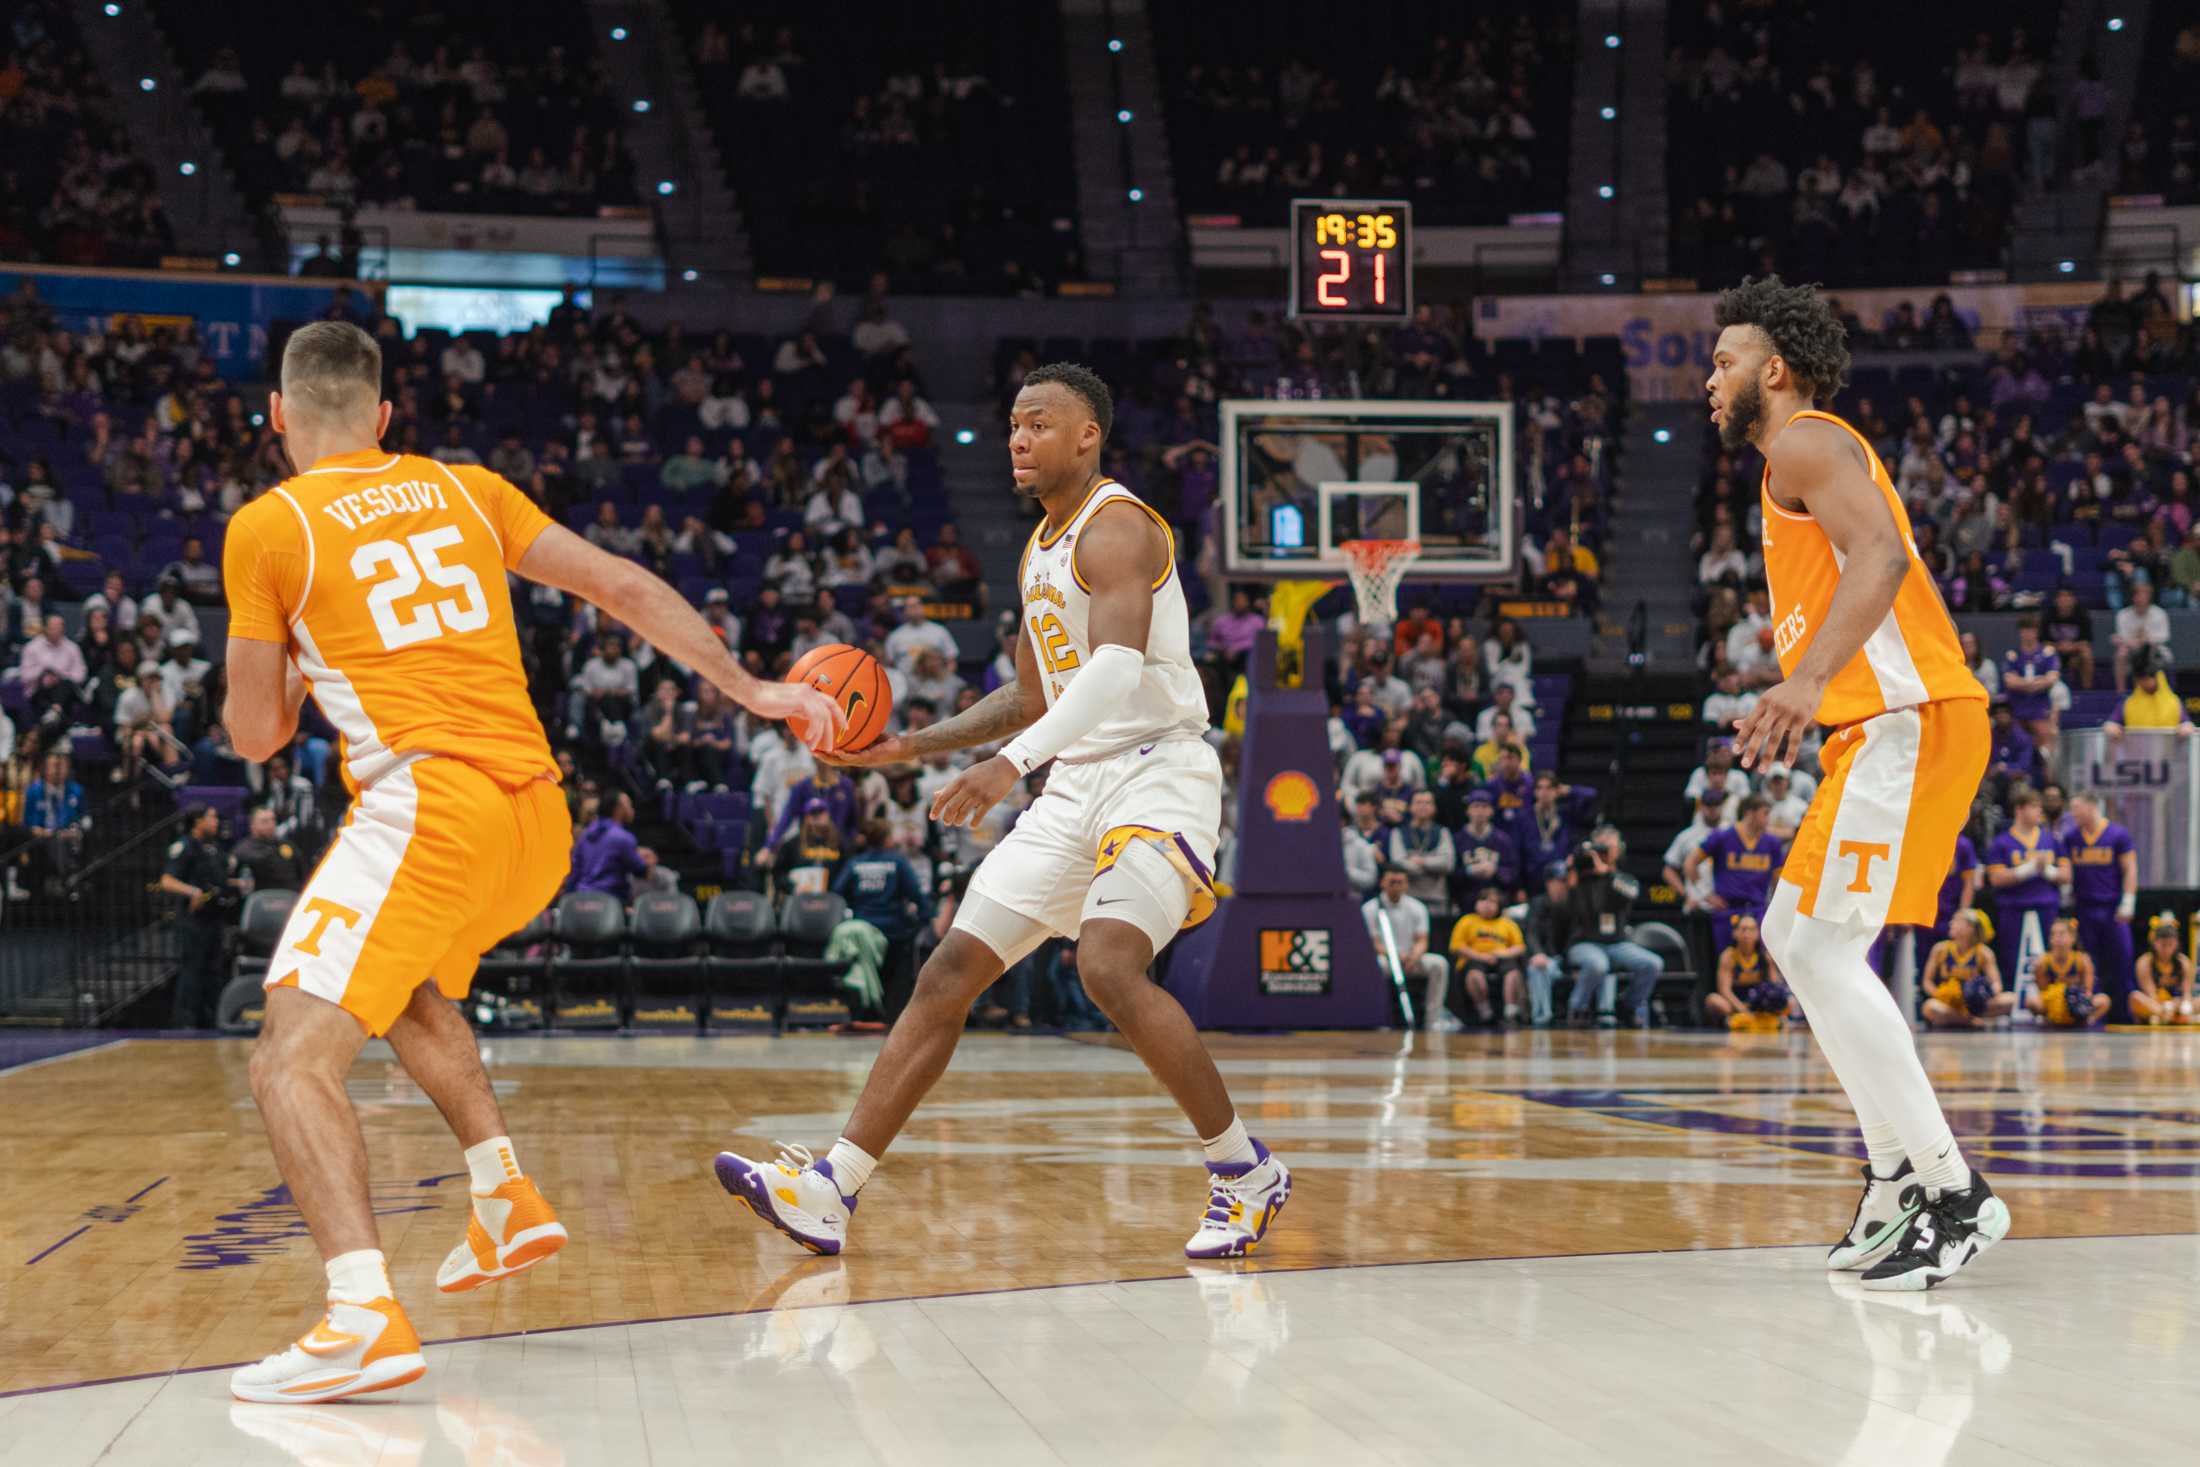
[1019,479,1208,763]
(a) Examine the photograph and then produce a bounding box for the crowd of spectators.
[0,2,176,268]
[169,3,634,217]
[679,7,1079,293]
[1153,8,1570,225]
[1667,8,2060,287]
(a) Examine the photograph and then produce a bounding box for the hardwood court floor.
[2,1028,2197,1465]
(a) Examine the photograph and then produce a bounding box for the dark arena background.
[0,2,2196,1463]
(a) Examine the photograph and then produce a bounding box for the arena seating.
[0,1,174,267]
[153,0,634,216]
[1666,1,2059,286]
[667,2,1080,292]
[1149,3,1571,226]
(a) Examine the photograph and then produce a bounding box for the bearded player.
[1707,277,2008,1290]
[713,364,1290,1259]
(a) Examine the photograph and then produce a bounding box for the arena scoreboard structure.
[1287,199,1412,322]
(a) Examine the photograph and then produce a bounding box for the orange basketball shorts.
[266,756,571,1036]
[1780,699,1987,929]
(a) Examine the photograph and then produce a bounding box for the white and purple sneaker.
[1185,1139,1291,1259]
[714,1144,857,1255]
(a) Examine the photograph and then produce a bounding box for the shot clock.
[1287,198,1412,322]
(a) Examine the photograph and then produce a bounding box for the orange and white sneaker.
[230,1297,427,1404]
[436,1175,568,1293]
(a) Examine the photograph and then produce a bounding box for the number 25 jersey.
[224,449,559,792]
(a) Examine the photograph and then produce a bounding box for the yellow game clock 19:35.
[1288,198,1412,322]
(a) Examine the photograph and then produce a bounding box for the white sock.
[464,1135,522,1194]
[823,1138,876,1196]
[1764,885,1968,1188]
[1200,1114,1258,1168]
[1860,1118,1908,1178]
[325,1248,391,1305]
[1912,1126,1969,1193]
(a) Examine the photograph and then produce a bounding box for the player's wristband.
[2117,894,2136,921]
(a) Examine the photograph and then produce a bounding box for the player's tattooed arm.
[830,632,1044,767]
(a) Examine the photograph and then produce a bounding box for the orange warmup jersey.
[1758,410,1986,727]
[224,450,559,791]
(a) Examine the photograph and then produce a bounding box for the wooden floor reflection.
[4,1027,2197,1395]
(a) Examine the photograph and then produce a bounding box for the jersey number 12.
[352,526,489,650]
[1029,611,1081,676]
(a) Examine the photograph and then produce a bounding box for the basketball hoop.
[1339,539,1421,626]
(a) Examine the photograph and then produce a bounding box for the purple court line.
[23,1227,90,1267]
[124,1178,168,1205]
[4,1230,2194,1402]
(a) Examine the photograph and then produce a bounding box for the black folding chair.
[778,892,855,1029]
[1630,920,1700,1028]
[703,890,782,1032]
[628,891,703,1032]
[549,890,629,1029]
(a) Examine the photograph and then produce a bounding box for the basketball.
[785,642,892,752]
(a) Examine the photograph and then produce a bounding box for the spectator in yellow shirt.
[2105,659,2194,738]
[1448,886,1528,1025]
[1471,710,1533,781]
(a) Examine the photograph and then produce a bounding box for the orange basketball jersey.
[1758,410,1985,727]
[224,449,559,792]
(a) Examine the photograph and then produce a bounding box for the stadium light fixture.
[609,25,628,41]
[954,429,976,445]
[104,2,121,14]
[1598,184,1614,199]
[682,268,698,282]
[2106,17,2124,31]
[222,252,241,267]
[1599,273,1616,286]
[1108,38,1123,53]
[632,99,651,113]
[1128,187,1144,202]
[138,77,155,91]
[1601,106,1616,120]
[178,161,196,176]
[1653,428,1672,444]
[2059,259,2076,274]
[1117,109,1133,123]
[656,180,676,195]
[1604,33,1620,48]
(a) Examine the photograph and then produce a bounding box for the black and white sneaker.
[1826,1158,1922,1272]
[1860,1172,2011,1292]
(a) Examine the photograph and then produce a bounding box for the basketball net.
[1339,540,1421,628]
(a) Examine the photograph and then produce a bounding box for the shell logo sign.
[1263,771,1320,822]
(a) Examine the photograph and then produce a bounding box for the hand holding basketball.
[780,643,893,755]
[733,677,844,754]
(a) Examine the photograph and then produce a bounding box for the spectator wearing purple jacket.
[567,792,656,896]
[762,762,859,852]
[2000,616,2062,765]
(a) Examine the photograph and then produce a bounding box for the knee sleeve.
[949,890,1057,970]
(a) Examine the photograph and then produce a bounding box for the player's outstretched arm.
[1733,422,1911,770]
[516,523,842,751]
[823,631,1045,769]
[927,505,1164,828]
